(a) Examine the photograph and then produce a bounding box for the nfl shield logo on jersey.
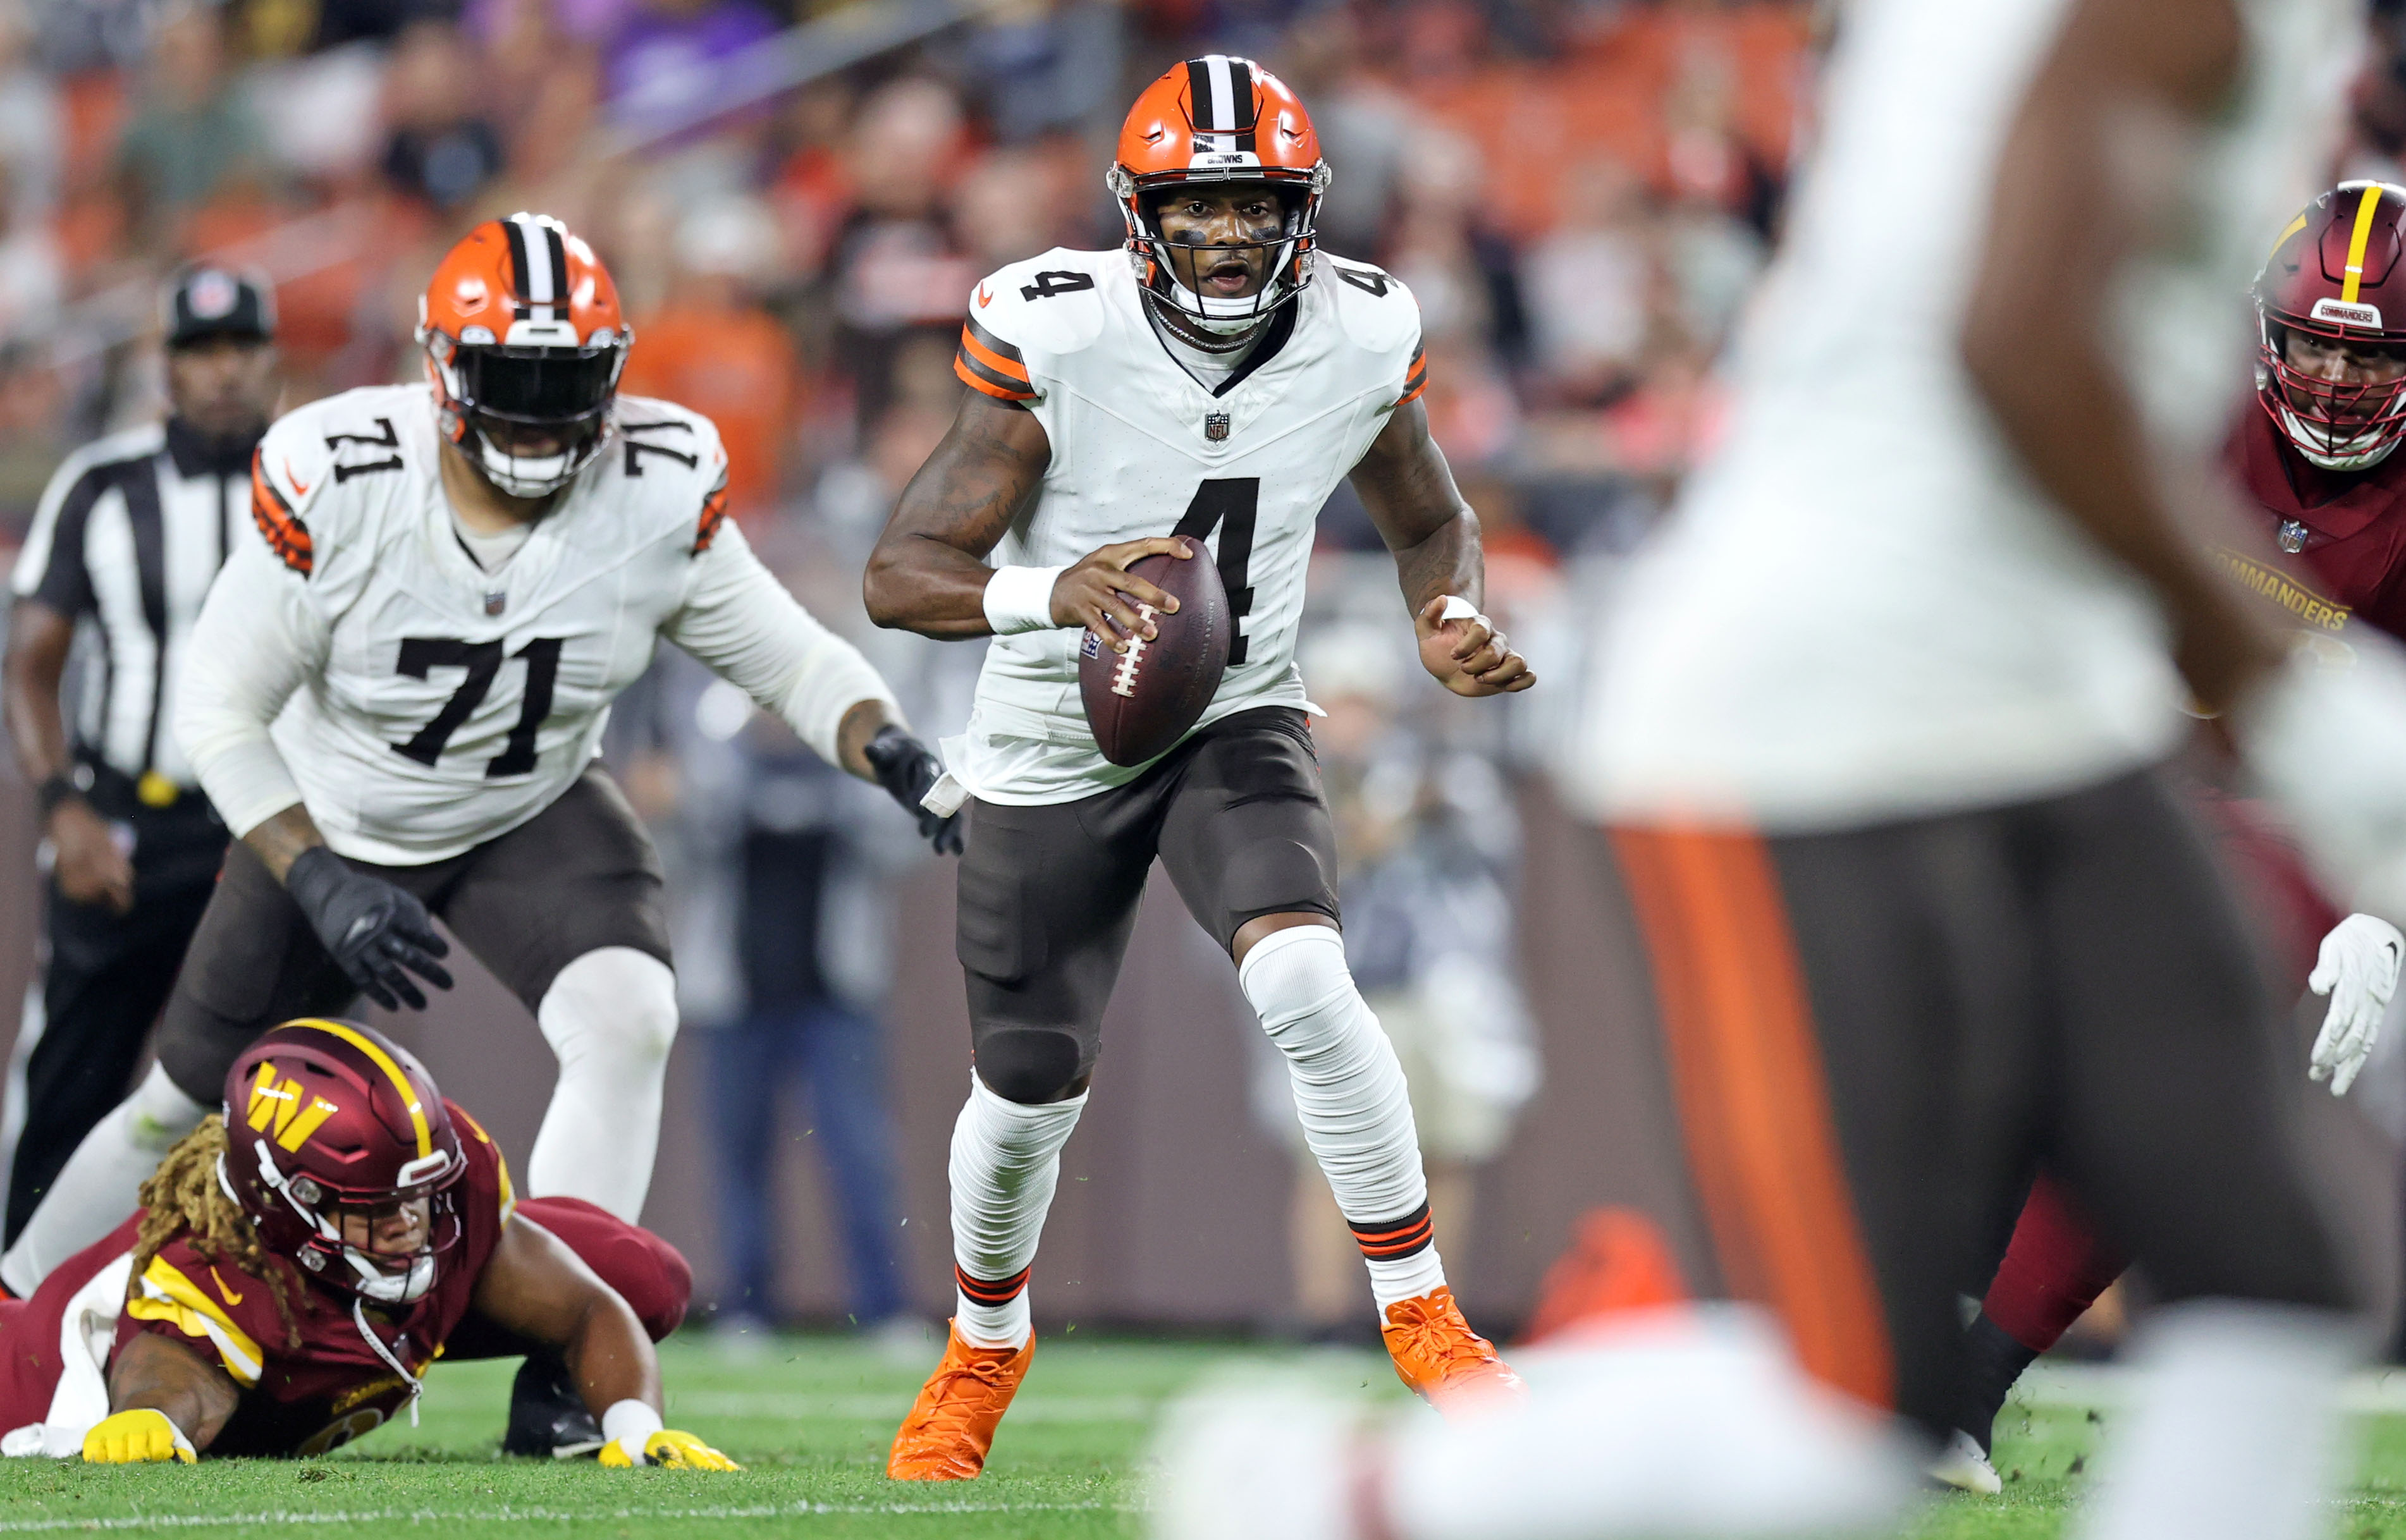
[2278,518,2309,554]
[1204,412,1231,442]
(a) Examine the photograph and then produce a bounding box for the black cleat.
[503,1352,605,1459]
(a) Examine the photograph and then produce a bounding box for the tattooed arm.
[863,393,1188,649]
[1351,398,1533,697]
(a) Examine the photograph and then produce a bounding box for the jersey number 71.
[391,637,563,778]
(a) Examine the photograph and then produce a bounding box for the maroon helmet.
[2256,181,2406,471]
[221,1019,467,1305]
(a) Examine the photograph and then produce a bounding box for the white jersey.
[1568,0,2360,829]
[177,386,895,865]
[949,246,1424,805]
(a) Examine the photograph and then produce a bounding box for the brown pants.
[957,707,1341,1104]
[1604,767,2388,1436]
[154,767,670,1101]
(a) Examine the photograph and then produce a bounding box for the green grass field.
[9,1337,2406,1538]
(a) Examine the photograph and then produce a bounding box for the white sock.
[1239,924,1444,1309]
[1,1063,208,1295]
[2075,1300,2359,1540]
[948,1075,1086,1348]
[528,948,679,1223]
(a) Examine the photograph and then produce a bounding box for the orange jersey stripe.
[959,325,1031,383]
[1611,824,1895,1410]
[955,353,1035,402]
[694,477,731,554]
[249,453,312,577]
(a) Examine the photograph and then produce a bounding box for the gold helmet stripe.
[281,1018,433,1158]
[2342,184,2388,306]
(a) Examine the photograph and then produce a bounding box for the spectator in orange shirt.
[618,195,799,518]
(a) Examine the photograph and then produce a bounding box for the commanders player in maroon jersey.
[0,1018,735,1466]
[1941,181,2406,1489]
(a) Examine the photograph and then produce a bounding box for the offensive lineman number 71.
[391,637,562,778]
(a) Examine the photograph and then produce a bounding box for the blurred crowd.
[0,0,1826,558]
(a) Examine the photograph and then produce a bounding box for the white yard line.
[0,1501,1127,1532]
[664,1393,1163,1423]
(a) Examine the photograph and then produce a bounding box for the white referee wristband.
[983,565,1067,635]
[603,1399,664,1464]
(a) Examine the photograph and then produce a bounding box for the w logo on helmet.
[245,1062,341,1153]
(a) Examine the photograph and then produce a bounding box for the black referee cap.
[163,265,276,347]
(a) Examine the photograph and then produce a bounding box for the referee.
[0,267,278,1245]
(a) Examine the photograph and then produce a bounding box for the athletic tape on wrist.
[983,565,1068,635]
[603,1399,665,1464]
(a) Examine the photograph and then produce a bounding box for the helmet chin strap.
[344,1245,436,1305]
[2279,401,2405,471]
[471,433,580,498]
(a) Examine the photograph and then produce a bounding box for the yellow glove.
[82,1409,197,1464]
[598,1428,741,1471]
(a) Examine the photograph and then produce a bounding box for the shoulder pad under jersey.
[959,249,1120,381]
[1315,250,1423,360]
[607,396,731,554]
[250,386,420,578]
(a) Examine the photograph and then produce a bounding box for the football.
[1078,536,1230,766]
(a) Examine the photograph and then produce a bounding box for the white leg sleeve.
[1239,924,1442,1308]
[0,1063,208,1295]
[2075,1302,2359,1540]
[527,948,679,1223]
[949,1075,1086,1349]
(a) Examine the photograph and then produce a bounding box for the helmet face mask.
[2254,182,2406,473]
[1111,57,1331,334]
[2258,315,2406,470]
[418,214,630,499]
[222,1020,470,1309]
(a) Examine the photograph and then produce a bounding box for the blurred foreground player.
[0,267,278,1244]
[1944,179,2406,1485]
[0,1019,732,1467]
[4,214,954,1451]
[864,56,1531,1478]
[1159,0,2406,1536]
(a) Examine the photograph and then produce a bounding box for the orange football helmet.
[417,212,630,496]
[1108,55,1330,329]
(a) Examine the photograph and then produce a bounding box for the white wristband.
[603,1398,664,1465]
[983,565,1067,635]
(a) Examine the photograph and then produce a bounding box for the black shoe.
[503,1352,605,1459]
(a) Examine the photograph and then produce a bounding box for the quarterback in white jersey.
[3,219,956,1456]
[862,58,1530,1481]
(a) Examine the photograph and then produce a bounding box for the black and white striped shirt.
[10,420,251,791]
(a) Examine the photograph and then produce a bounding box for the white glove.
[2308,914,2404,1096]
[2231,637,2406,922]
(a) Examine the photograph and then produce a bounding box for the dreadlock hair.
[128,1115,305,1351]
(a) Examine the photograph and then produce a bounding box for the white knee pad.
[528,948,678,1223]
[1,1063,209,1295]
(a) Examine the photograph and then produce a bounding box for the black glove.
[862,724,964,856]
[285,846,455,1011]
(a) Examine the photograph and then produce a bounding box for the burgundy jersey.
[2224,406,2406,644]
[100,1100,513,1457]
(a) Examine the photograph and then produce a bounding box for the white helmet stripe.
[1205,55,1236,132]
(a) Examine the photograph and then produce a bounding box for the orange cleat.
[885,1322,1034,1481]
[1382,1286,1526,1415]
